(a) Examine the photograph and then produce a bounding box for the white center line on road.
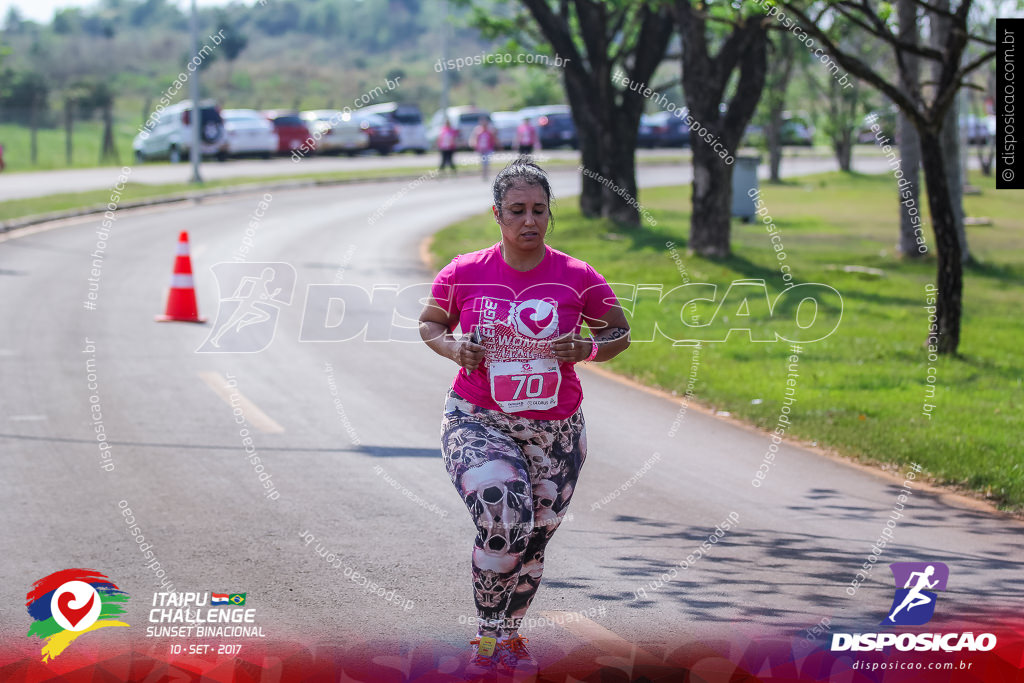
[537,610,663,668]
[198,371,285,434]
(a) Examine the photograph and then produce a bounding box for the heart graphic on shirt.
[512,300,558,339]
[57,591,95,628]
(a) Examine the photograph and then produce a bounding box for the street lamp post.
[189,0,202,184]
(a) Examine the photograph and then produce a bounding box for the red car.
[352,112,399,155]
[264,111,314,155]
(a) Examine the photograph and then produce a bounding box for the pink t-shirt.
[438,128,457,150]
[431,242,618,419]
[474,128,496,153]
[516,122,535,146]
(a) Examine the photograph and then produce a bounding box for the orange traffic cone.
[155,231,206,323]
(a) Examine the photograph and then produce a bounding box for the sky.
[0,0,236,24]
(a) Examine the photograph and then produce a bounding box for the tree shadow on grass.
[963,258,1024,287]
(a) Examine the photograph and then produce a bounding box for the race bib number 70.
[488,358,561,413]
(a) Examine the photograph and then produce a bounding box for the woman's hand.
[453,339,486,373]
[550,333,592,364]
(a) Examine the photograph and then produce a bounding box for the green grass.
[0,121,140,172]
[430,170,1024,512]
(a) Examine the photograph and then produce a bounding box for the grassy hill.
[0,0,569,171]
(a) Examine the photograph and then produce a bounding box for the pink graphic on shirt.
[513,300,558,338]
[475,297,559,363]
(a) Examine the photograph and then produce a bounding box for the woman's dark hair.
[492,156,554,227]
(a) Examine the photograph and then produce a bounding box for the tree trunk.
[65,96,74,165]
[689,140,734,256]
[919,129,962,354]
[897,0,924,257]
[565,72,604,219]
[765,33,796,183]
[767,108,783,181]
[931,0,970,264]
[898,114,924,256]
[940,101,970,262]
[834,128,853,172]
[521,0,673,225]
[100,104,118,164]
[677,4,767,257]
[977,141,993,176]
[29,95,38,165]
[601,113,640,223]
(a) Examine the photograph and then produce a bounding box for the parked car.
[645,110,691,147]
[426,106,491,150]
[360,102,428,153]
[264,110,313,154]
[637,114,659,148]
[221,109,278,159]
[299,110,370,155]
[351,111,400,154]
[518,105,577,149]
[133,99,227,162]
[746,114,815,147]
[489,111,523,150]
[959,114,990,145]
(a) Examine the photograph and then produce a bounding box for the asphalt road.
[0,145,890,202]
[1,159,1020,673]
[0,147,651,202]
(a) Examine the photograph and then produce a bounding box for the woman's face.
[493,182,549,251]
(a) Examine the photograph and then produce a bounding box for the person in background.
[438,119,458,176]
[470,117,497,181]
[0,142,6,172]
[515,118,536,156]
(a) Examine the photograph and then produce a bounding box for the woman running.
[418,158,630,676]
[438,119,458,175]
[469,117,497,181]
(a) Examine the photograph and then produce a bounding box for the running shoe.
[464,636,499,679]
[496,635,539,675]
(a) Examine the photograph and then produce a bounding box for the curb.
[0,170,442,234]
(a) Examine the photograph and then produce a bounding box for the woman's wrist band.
[584,338,599,362]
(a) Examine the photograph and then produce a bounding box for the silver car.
[133,99,228,163]
[299,110,370,155]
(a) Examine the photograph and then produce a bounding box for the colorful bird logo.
[26,569,130,662]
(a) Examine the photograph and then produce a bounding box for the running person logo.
[197,263,296,353]
[25,569,130,662]
[883,562,949,626]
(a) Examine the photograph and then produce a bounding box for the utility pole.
[189,0,203,184]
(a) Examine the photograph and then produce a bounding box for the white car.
[426,106,491,150]
[299,110,370,155]
[361,102,428,154]
[490,111,523,150]
[133,99,228,162]
[221,109,279,158]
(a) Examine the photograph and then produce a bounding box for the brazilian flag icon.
[228,593,246,605]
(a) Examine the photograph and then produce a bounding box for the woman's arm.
[550,305,631,364]
[418,296,485,373]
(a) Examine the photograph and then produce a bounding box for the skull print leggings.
[440,388,586,638]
